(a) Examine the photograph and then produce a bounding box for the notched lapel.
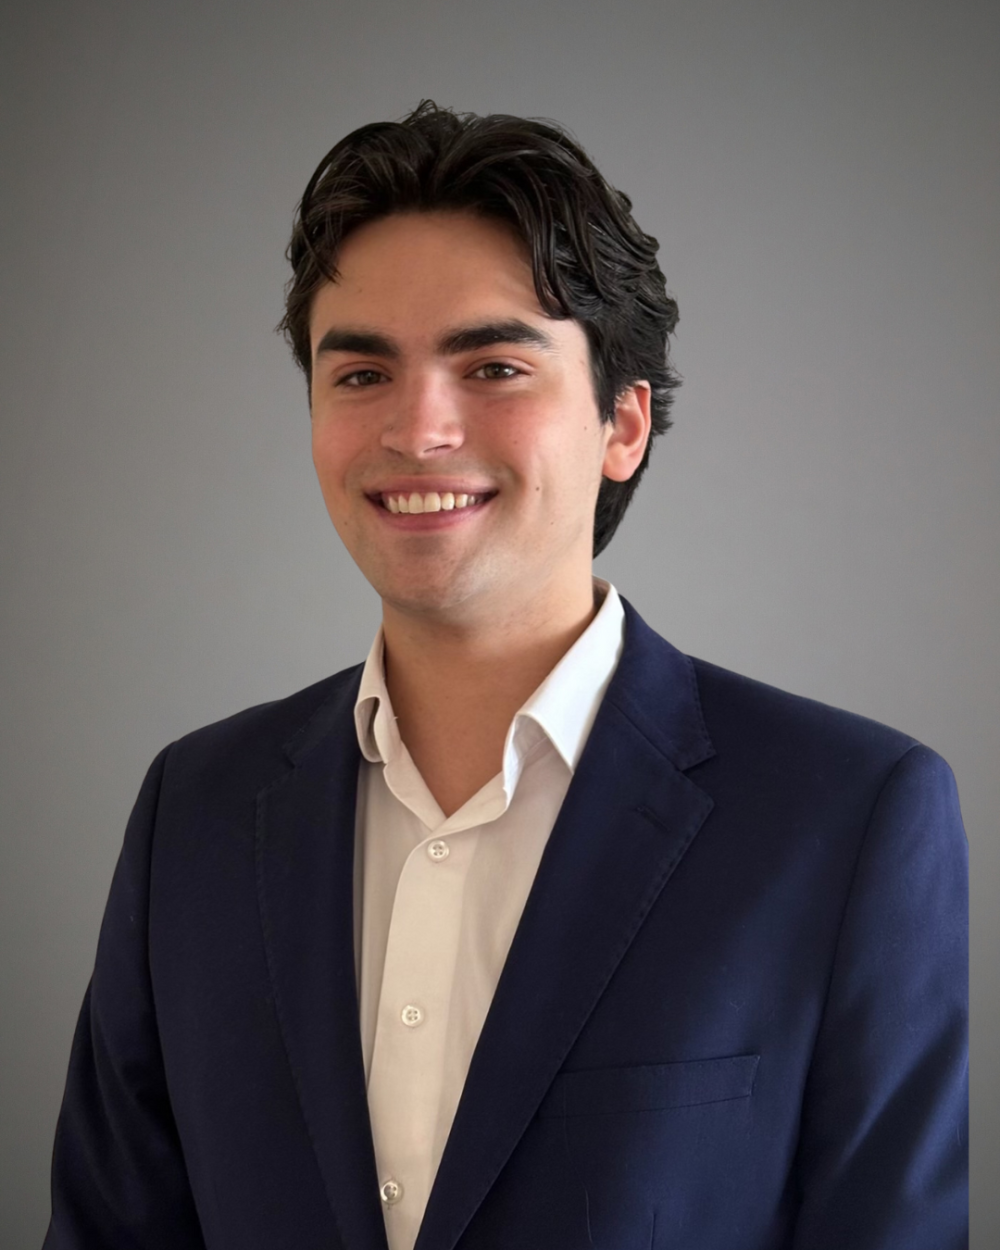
[256,670,389,1250]
[416,606,715,1250]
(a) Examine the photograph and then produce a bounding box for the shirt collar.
[353,579,625,794]
[354,630,398,766]
[505,579,624,776]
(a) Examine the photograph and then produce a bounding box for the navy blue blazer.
[45,601,968,1249]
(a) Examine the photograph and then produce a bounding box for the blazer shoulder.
[158,664,363,798]
[611,600,943,786]
[689,654,920,761]
[682,654,965,879]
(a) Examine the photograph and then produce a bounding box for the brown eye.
[341,369,386,387]
[475,362,521,380]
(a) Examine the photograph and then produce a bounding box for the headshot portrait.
[2,1,995,1247]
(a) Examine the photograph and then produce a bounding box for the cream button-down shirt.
[352,581,625,1250]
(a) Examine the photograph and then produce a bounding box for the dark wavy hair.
[279,101,680,556]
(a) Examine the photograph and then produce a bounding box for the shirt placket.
[367,826,475,1250]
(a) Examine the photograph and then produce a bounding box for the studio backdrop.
[1,0,996,1244]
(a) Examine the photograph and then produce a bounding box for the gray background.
[2,0,996,1243]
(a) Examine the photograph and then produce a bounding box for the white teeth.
[383,490,485,512]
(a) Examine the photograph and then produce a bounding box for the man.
[45,102,968,1249]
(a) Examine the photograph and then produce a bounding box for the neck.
[380,576,599,816]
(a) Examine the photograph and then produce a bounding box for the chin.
[378,572,492,620]
[384,589,476,619]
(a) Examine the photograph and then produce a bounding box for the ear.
[601,381,652,482]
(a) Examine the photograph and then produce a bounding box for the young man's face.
[308,211,648,627]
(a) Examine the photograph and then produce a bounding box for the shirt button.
[380,1178,403,1206]
[427,839,450,862]
[400,1003,424,1027]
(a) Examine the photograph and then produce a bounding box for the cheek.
[310,431,353,511]
[312,419,350,472]
[525,417,607,491]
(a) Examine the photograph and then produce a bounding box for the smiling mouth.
[376,490,496,514]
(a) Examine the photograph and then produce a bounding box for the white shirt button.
[427,839,450,861]
[400,1003,424,1027]
[380,1178,403,1205]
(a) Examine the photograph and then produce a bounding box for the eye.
[472,362,523,381]
[339,368,387,388]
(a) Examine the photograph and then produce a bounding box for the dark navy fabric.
[45,601,969,1249]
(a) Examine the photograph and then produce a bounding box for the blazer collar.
[257,598,714,1250]
[610,595,715,772]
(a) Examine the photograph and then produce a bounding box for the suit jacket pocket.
[537,1054,759,1118]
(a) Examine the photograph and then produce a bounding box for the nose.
[380,373,465,459]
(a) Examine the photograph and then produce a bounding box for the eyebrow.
[313,319,558,361]
[438,320,557,355]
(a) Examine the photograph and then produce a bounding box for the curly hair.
[279,101,680,556]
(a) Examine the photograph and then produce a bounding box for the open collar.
[352,581,625,821]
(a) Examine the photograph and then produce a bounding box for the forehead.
[308,211,547,343]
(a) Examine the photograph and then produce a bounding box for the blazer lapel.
[256,668,389,1250]
[416,602,715,1250]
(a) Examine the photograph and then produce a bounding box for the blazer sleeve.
[44,746,208,1250]
[790,743,969,1250]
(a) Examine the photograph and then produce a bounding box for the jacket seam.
[811,740,921,1039]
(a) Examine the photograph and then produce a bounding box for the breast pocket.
[532,1055,761,1248]
[537,1053,760,1118]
